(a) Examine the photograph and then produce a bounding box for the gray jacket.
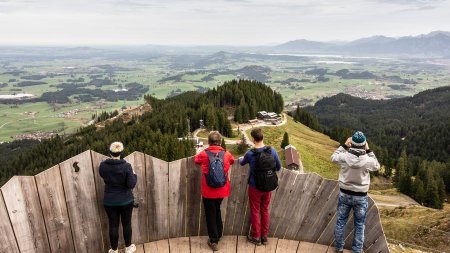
[331,146,380,193]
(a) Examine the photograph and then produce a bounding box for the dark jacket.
[99,158,137,206]
[239,146,281,188]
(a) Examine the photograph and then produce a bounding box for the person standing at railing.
[99,142,137,253]
[331,131,380,253]
[239,127,281,246]
[195,131,235,251]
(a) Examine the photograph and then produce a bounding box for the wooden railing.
[0,150,389,253]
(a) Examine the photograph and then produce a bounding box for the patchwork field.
[1,49,449,141]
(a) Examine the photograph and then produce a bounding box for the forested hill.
[0,79,283,186]
[305,86,450,209]
[306,86,450,163]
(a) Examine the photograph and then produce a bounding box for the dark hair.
[251,128,264,142]
[208,131,222,146]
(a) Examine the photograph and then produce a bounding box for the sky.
[0,0,449,45]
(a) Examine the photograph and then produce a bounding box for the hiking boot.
[125,244,136,253]
[208,240,219,251]
[261,236,268,245]
[335,249,343,253]
[108,249,118,253]
[247,235,262,246]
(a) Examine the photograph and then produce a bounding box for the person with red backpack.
[239,128,281,246]
[194,131,235,251]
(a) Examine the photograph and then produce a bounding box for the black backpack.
[205,150,227,188]
[251,147,278,192]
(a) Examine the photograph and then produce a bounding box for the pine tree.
[237,135,248,154]
[281,132,289,149]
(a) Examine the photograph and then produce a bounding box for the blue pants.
[335,192,368,253]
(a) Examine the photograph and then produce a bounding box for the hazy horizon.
[0,0,449,46]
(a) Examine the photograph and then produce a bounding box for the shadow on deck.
[0,150,389,253]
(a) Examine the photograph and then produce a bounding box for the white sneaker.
[125,244,136,253]
[108,249,118,253]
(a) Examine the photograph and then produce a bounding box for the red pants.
[248,186,272,238]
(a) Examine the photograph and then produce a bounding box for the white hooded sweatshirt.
[331,146,380,193]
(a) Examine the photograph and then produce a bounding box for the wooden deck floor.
[118,236,352,253]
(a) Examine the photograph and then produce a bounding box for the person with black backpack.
[239,128,281,246]
[194,131,235,251]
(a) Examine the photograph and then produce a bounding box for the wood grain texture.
[186,156,202,237]
[35,165,75,253]
[255,237,278,253]
[124,151,148,244]
[231,164,251,235]
[217,236,237,253]
[190,236,213,253]
[275,239,299,253]
[1,176,51,253]
[223,163,246,235]
[146,155,170,241]
[169,237,191,252]
[144,239,170,253]
[0,190,19,253]
[236,236,256,253]
[91,150,110,249]
[268,169,295,237]
[168,158,188,238]
[59,150,104,253]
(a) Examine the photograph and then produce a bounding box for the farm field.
[1,48,450,141]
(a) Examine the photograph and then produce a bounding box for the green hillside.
[246,116,340,179]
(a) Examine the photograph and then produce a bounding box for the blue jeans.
[335,191,368,253]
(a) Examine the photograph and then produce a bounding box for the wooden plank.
[144,239,170,253]
[231,164,251,235]
[124,151,148,245]
[296,179,339,242]
[217,235,237,253]
[275,239,298,253]
[1,176,51,253]
[297,241,314,252]
[223,163,246,235]
[255,238,278,253]
[146,155,169,241]
[169,237,190,252]
[168,158,188,238]
[136,244,145,253]
[272,172,307,239]
[236,235,256,253]
[190,236,213,253]
[364,234,389,253]
[284,174,323,240]
[326,247,351,253]
[35,165,75,253]
[60,150,104,253]
[310,244,329,253]
[268,169,297,237]
[186,156,202,237]
[0,190,20,253]
[91,150,110,250]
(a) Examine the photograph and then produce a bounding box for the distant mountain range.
[273,31,450,57]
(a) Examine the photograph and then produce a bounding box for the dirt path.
[0,122,11,129]
[369,193,419,207]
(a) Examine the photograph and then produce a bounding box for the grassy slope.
[246,116,340,179]
[246,116,449,252]
[380,204,450,252]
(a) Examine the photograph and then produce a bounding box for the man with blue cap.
[331,131,380,253]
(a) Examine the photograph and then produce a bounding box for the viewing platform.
[0,150,389,253]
